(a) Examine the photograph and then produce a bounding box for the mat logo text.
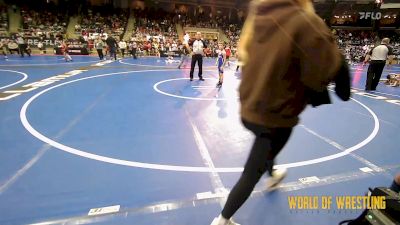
[0,60,112,101]
[0,70,87,101]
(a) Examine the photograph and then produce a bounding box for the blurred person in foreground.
[210,0,351,224]
[391,173,400,193]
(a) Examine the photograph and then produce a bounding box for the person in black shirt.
[130,41,138,59]
[106,35,118,60]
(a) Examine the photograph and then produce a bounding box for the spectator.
[8,41,19,54]
[37,40,45,54]
[130,41,138,59]
[95,36,105,60]
[118,39,127,58]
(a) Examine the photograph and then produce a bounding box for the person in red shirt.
[225,45,231,66]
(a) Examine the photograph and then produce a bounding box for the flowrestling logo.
[359,12,382,20]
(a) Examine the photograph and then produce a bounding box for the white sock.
[217,215,229,225]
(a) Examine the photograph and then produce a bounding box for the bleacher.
[125,8,179,56]
[75,7,129,40]
[0,5,8,36]
[19,8,67,38]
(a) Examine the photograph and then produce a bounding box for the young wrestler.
[216,42,226,87]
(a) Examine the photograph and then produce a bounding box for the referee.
[364,38,394,91]
[189,32,206,81]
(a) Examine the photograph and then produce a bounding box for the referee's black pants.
[221,119,292,219]
[190,54,203,79]
[18,44,30,57]
[366,60,386,91]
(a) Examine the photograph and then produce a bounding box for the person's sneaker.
[199,77,205,81]
[210,215,240,225]
[266,168,287,190]
[190,78,193,81]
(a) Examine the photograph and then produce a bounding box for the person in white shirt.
[16,36,30,57]
[95,37,105,60]
[8,41,19,54]
[118,40,127,58]
[189,32,206,81]
[183,32,190,45]
[37,41,45,54]
[172,42,178,51]
[363,38,395,91]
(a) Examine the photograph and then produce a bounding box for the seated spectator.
[0,5,8,32]
[75,7,128,41]
[20,8,68,38]
[8,41,19,54]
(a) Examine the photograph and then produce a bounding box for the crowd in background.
[333,30,400,63]
[75,7,129,41]
[0,5,8,36]
[0,2,399,64]
[20,8,67,39]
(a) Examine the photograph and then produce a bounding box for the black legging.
[109,47,117,60]
[365,61,386,91]
[131,48,137,59]
[190,54,203,79]
[97,49,104,60]
[221,119,292,219]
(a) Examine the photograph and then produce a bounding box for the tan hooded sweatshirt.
[239,0,342,128]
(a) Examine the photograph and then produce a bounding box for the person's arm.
[364,49,372,64]
[222,51,227,67]
[202,40,207,49]
[215,51,219,66]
